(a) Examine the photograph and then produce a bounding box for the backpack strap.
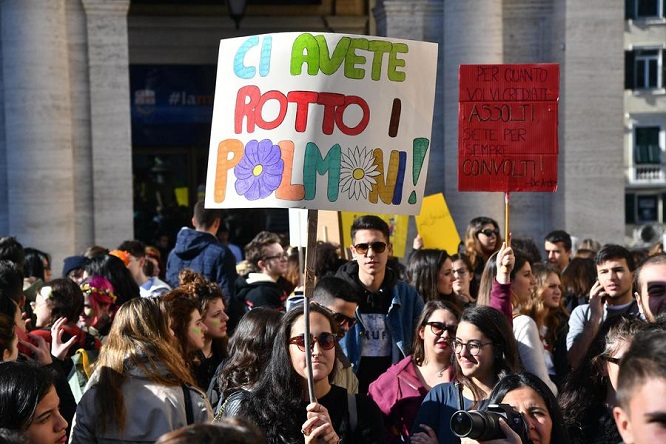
[347,393,358,434]
[182,385,194,425]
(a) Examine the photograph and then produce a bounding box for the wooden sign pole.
[303,209,319,403]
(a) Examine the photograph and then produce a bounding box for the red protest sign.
[458,64,559,192]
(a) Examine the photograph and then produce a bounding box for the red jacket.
[30,324,101,358]
[368,356,448,443]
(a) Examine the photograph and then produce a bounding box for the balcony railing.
[627,164,666,184]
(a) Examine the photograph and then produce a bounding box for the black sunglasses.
[601,355,621,365]
[353,241,387,254]
[477,228,499,237]
[314,303,357,330]
[289,333,337,352]
[425,321,457,336]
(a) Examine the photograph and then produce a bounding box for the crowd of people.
[0,204,664,444]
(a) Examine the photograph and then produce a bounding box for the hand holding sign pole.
[458,63,559,273]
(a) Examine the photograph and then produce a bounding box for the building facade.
[0,0,630,270]
[625,0,666,244]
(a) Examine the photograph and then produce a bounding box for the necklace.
[437,368,445,378]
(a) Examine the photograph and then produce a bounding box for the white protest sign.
[205,32,438,215]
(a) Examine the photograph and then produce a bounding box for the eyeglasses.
[289,333,337,352]
[452,268,468,276]
[263,252,288,261]
[353,242,387,254]
[477,228,500,237]
[315,303,357,331]
[425,321,457,336]
[452,339,493,356]
[601,355,621,365]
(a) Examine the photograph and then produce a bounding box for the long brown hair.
[453,306,520,407]
[412,300,460,366]
[160,288,201,371]
[527,263,569,348]
[93,297,195,433]
[463,217,502,271]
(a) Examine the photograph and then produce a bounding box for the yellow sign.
[414,193,460,254]
[340,212,409,258]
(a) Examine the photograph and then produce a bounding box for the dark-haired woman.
[211,307,283,419]
[239,304,384,443]
[450,253,478,307]
[368,300,459,443]
[411,305,520,444]
[29,279,101,357]
[0,361,68,443]
[178,269,230,391]
[561,257,596,313]
[407,249,461,311]
[84,254,140,306]
[460,372,572,444]
[461,217,502,282]
[477,245,558,395]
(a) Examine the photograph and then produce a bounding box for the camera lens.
[450,410,504,440]
[450,411,474,436]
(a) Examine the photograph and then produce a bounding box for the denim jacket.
[338,276,424,372]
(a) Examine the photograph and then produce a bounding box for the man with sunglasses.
[227,231,289,334]
[312,276,361,394]
[633,253,666,323]
[336,215,424,393]
[544,229,572,272]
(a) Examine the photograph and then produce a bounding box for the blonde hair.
[524,263,569,348]
[93,298,195,433]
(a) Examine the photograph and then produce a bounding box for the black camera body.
[450,403,532,443]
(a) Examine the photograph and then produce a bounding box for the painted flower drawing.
[339,146,380,200]
[234,139,284,200]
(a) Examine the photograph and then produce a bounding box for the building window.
[626,193,636,224]
[637,49,660,89]
[626,49,666,90]
[627,0,666,19]
[638,195,659,222]
[635,126,662,164]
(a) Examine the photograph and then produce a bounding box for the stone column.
[443,0,504,235]
[374,0,446,244]
[1,0,76,257]
[552,0,625,244]
[66,0,95,254]
[82,0,133,247]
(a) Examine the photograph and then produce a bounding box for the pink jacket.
[490,278,513,326]
[368,356,448,443]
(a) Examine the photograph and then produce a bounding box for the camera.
[450,403,531,443]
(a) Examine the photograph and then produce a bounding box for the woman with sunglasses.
[450,253,479,307]
[239,303,383,444]
[411,305,520,444]
[368,300,460,443]
[461,217,503,282]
